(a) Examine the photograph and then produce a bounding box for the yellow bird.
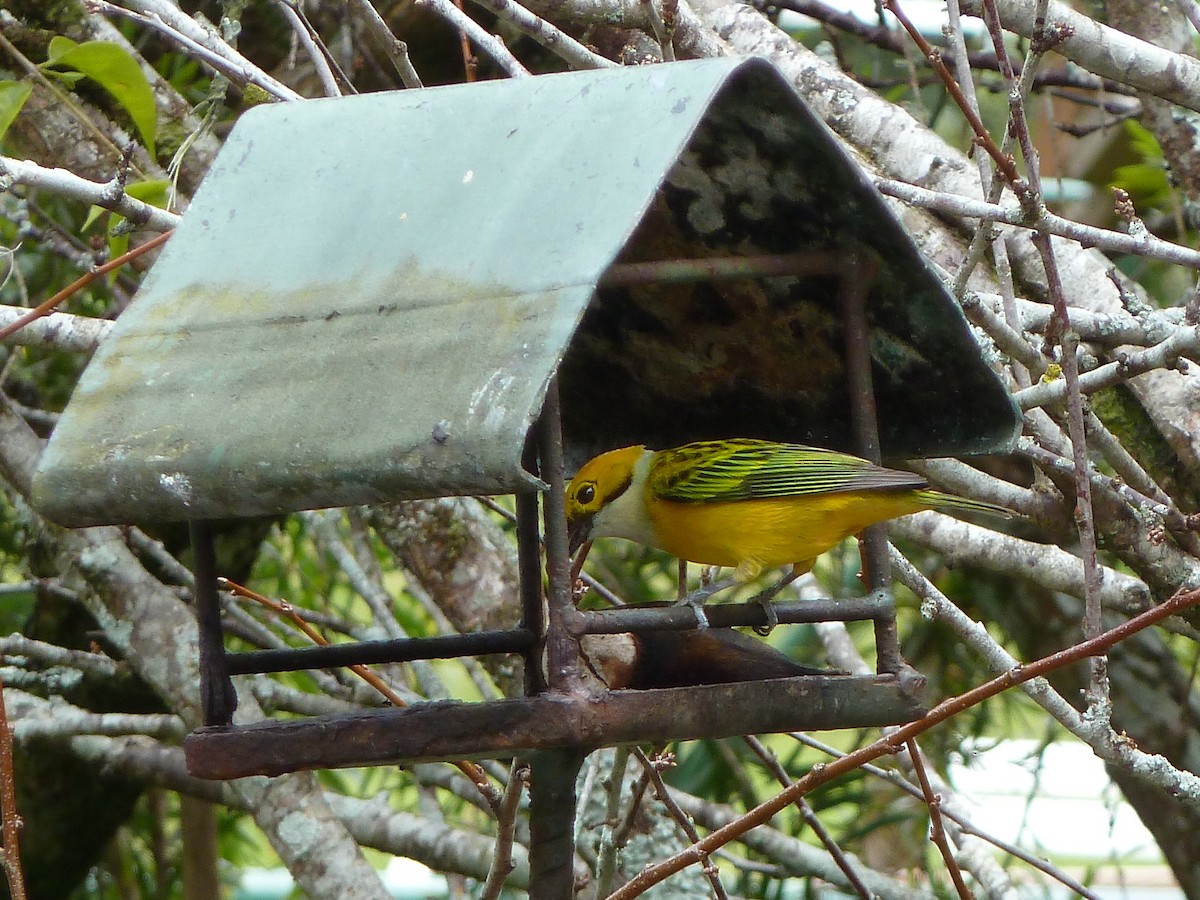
[565,439,1008,618]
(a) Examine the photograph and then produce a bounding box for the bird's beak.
[567,514,592,556]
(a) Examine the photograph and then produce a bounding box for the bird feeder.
[31,56,1018,893]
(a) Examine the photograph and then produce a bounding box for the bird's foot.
[749,569,804,636]
[752,593,779,636]
[674,578,736,629]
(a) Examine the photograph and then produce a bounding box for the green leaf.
[125,179,170,204]
[1112,161,1171,208]
[0,80,32,144]
[45,35,77,64]
[1124,119,1163,163]
[106,230,131,272]
[42,38,157,157]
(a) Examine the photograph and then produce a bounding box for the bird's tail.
[916,490,1014,519]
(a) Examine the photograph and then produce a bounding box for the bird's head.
[564,445,648,555]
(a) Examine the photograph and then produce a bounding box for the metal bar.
[517,432,547,696]
[599,250,843,287]
[838,249,904,674]
[223,628,537,675]
[190,520,237,726]
[220,595,887,676]
[183,672,926,778]
[538,378,588,693]
[579,595,891,635]
[840,249,883,466]
[528,748,586,898]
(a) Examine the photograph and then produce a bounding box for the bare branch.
[7,690,185,741]
[412,0,532,76]
[961,0,1200,113]
[465,0,617,69]
[272,0,343,97]
[94,0,303,101]
[890,513,1152,612]
[1015,325,1200,410]
[0,156,179,232]
[876,178,1200,270]
[0,306,110,353]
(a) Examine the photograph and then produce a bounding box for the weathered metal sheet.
[34,61,754,525]
[33,57,1019,527]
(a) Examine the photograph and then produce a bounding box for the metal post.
[190,520,237,726]
[838,250,905,674]
[528,381,590,897]
[518,432,548,696]
[528,748,586,898]
[538,378,589,694]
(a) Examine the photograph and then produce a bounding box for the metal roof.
[32,57,1019,527]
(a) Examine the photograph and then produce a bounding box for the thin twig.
[0,672,27,900]
[742,736,872,900]
[218,577,503,812]
[1032,231,1108,715]
[273,0,342,97]
[480,759,528,899]
[788,731,1103,899]
[594,746,635,898]
[611,752,654,849]
[778,0,1131,92]
[91,0,303,101]
[414,0,531,77]
[0,156,180,232]
[875,178,1200,269]
[632,748,728,900]
[452,0,478,81]
[883,0,1035,212]
[641,0,676,60]
[907,740,973,900]
[348,0,424,87]
[0,230,172,343]
[1013,324,1200,410]
[465,0,616,68]
[958,0,1200,114]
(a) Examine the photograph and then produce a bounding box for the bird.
[565,438,1010,628]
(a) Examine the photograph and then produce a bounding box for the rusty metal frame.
[186,246,920,727]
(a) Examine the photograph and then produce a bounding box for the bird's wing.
[650,440,929,502]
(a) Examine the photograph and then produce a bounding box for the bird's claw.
[752,593,779,636]
[674,578,735,629]
[749,570,803,635]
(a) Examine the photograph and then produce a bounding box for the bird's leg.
[748,567,807,636]
[673,573,737,629]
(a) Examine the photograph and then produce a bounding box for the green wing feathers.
[649,440,1013,518]
[650,440,929,502]
[914,490,1013,519]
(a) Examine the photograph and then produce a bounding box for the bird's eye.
[577,483,596,505]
